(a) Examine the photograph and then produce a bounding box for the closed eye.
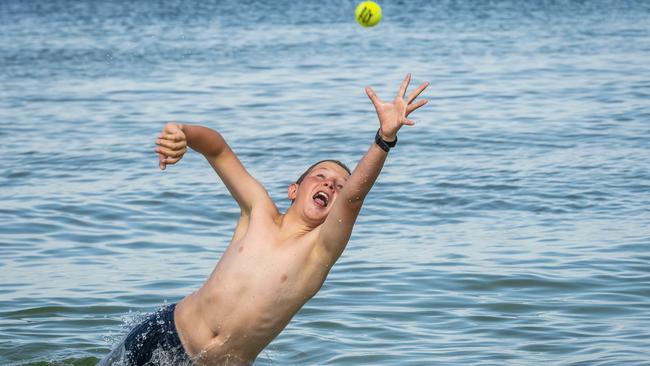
[317,174,325,179]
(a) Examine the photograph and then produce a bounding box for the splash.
[102,309,147,348]
[99,304,193,366]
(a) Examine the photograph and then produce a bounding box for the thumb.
[159,153,167,170]
[365,87,381,108]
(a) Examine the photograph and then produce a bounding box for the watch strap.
[375,129,397,152]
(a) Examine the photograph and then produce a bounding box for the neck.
[279,205,320,238]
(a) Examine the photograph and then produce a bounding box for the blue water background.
[1,0,649,365]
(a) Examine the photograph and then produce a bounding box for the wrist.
[379,130,396,142]
[375,129,397,152]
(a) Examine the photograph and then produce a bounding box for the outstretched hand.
[155,122,187,170]
[365,74,429,141]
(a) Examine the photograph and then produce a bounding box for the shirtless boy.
[100,74,429,365]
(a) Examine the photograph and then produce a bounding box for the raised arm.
[316,74,429,261]
[155,123,273,215]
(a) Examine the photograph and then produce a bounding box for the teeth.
[313,191,329,205]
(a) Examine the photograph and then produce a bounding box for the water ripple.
[2,0,650,365]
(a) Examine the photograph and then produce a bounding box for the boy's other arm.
[156,123,272,215]
[315,74,429,262]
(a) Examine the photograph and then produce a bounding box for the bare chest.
[209,219,327,307]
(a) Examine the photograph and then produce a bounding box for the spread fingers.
[406,99,428,116]
[365,86,382,108]
[406,82,429,104]
[397,73,411,99]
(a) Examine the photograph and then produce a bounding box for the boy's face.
[288,161,350,224]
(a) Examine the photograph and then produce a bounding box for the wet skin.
[174,162,350,364]
[154,74,429,364]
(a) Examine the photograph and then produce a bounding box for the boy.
[100,74,429,365]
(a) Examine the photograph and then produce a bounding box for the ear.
[287,183,298,200]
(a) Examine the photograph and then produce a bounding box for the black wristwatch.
[374,129,397,152]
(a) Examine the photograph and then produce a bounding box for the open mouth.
[312,191,330,208]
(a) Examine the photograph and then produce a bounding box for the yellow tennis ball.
[355,1,382,27]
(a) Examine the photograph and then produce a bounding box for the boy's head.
[287,160,351,224]
[295,160,351,186]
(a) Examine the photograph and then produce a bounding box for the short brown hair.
[295,159,351,185]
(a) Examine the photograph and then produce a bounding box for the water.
[1,0,649,364]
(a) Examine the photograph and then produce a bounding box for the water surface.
[1,1,649,365]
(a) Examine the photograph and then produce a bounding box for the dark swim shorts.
[98,303,193,366]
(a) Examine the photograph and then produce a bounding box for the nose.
[323,180,336,192]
